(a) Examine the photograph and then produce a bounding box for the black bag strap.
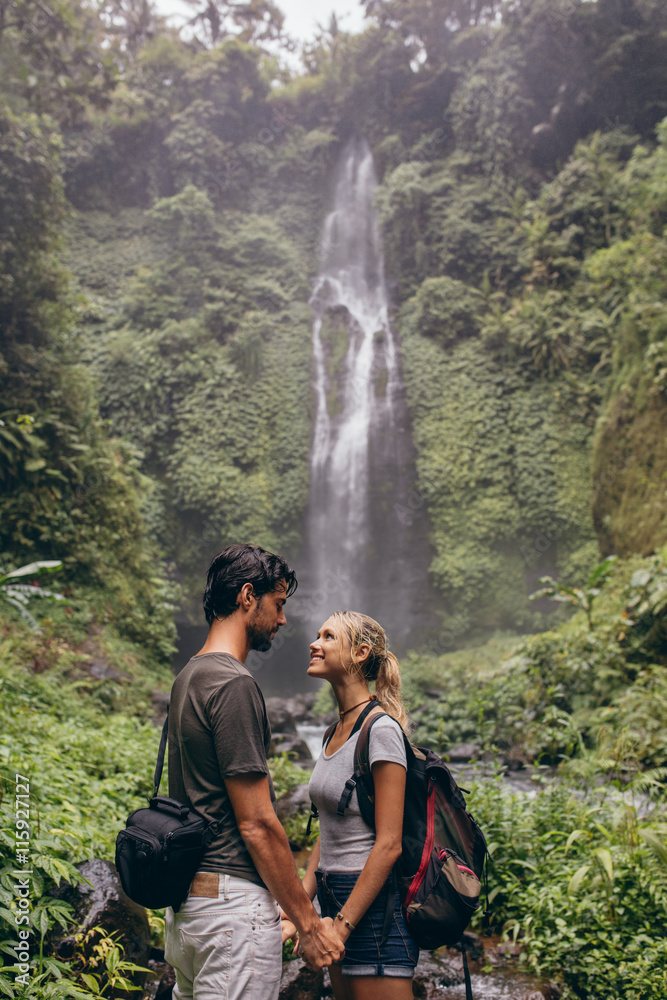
[462,943,473,1000]
[153,707,170,799]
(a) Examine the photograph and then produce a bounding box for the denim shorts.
[316,869,419,977]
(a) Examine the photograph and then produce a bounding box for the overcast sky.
[156,0,368,46]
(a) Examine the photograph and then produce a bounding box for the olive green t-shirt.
[167,652,275,887]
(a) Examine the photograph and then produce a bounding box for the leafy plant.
[0,561,68,629]
[69,926,150,996]
[530,555,618,630]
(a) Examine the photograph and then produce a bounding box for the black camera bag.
[115,710,217,911]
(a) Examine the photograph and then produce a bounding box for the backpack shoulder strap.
[356,711,414,775]
[321,721,337,748]
[337,708,408,827]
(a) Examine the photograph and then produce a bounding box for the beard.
[246,614,274,653]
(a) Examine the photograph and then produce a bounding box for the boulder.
[52,859,150,995]
[276,783,312,822]
[142,947,175,999]
[270,734,313,763]
[445,743,482,763]
[266,697,298,734]
[461,929,485,960]
[279,960,324,999]
[284,693,319,723]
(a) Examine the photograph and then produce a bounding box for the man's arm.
[225,773,344,969]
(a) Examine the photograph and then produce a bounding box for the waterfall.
[308,137,397,601]
[294,136,438,657]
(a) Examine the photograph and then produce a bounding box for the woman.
[282,610,418,999]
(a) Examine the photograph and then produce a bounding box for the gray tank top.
[308,716,407,871]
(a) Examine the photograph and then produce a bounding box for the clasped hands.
[280,910,346,970]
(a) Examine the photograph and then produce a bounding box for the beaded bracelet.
[335,911,356,931]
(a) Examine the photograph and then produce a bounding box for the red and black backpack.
[311,702,490,997]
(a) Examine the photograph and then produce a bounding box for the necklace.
[338,696,375,719]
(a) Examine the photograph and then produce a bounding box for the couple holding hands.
[165,543,417,1000]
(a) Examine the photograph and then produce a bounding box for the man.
[165,543,343,1000]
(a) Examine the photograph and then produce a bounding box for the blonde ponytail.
[375,650,411,733]
[330,610,412,734]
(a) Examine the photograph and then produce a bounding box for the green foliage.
[0,560,68,629]
[399,276,483,346]
[3,5,667,998]
[407,552,667,766]
[399,332,597,631]
[66,926,150,996]
[386,116,667,627]
[0,87,176,655]
[0,106,67,345]
[531,555,618,630]
[70,188,315,619]
[0,610,173,997]
[0,0,117,126]
[467,768,667,999]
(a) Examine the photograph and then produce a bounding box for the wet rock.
[266,697,298,734]
[500,745,528,770]
[52,859,150,996]
[270,733,313,763]
[446,743,482,763]
[461,930,485,960]
[141,948,175,1000]
[496,940,523,958]
[279,960,324,998]
[416,949,464,991]
[284,693,319,723]
[276,783,312,822]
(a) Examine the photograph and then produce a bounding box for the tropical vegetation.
[1,0,666,996]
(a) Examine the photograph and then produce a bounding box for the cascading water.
[182,137,438,694]
[308,137,397,605]
[291,135,439,663]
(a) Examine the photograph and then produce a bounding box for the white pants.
[164,873,282,1000]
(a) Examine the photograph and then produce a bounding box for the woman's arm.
[282,838,320,943]
[302,837,321,901]
[332,760,406,942]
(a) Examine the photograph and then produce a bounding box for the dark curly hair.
[203,543,297,626]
